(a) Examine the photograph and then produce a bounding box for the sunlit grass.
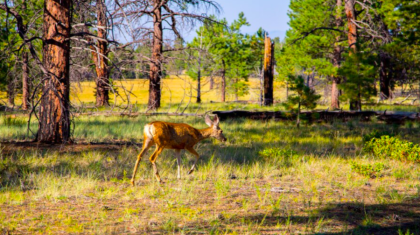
[1,76,288,107]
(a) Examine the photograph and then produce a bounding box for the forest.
[1,0,420,234]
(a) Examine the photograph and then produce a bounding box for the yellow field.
[1,76,286,106]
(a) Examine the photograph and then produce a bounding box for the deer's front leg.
[131,137,153,186]
[186,147,200,175]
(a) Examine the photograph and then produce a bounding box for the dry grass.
[1,76,287,107]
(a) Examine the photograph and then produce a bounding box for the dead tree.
[112,0,220,110]
[263,35,274,106]
[345,0,362,111]
[91,0,110,107]
[21,0,30,110]
[22,50,30,110]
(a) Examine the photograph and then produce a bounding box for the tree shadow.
[223,197,420,235]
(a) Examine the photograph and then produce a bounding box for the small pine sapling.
[282,75,321,127]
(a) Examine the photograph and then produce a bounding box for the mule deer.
[131,114,226,185]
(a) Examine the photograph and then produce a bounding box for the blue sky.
[185,0,291,41]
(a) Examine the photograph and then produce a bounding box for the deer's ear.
[205,114,213,127]
[213,115,220,126]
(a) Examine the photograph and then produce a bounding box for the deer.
[131,114,227,186]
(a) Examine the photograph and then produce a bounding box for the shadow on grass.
[195,198,420,235]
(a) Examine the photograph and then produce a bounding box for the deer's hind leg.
[186,147,200,175]
[131,135,154,186]
[149,146,164,183]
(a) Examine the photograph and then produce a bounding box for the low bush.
[350,161,387,178]
[364,136,420,163]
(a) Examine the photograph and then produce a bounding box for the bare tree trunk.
[197,55,201,103]
[91,0,109,107]
[21,0,30,110]
[221,60,226,102]
[379,51,391,100]
[345,0,361,111]
[263,35,274,106]
[148,0,163,110]
[331,0,342,110]
[37,0,71,143]
[22,51,30,110]
[260,66,264,105]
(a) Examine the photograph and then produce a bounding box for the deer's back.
[144,121,201,149]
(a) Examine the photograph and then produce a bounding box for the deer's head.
[205,114,227,142]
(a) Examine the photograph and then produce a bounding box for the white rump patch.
[144,124,155,139]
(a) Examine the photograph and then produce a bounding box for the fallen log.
[212,110,418,124]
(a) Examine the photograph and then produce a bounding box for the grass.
[1,76,420,233]
[1,114,420,234]
[1,76,288,107]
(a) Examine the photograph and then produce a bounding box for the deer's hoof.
[188,169,194,175]
[130,180,135,186]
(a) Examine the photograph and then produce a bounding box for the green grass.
[1,114,420,234]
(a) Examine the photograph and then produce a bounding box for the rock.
[102,206,114,211]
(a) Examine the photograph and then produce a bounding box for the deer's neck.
[198,127,213,141]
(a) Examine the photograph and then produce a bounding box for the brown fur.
[131,115,226,185]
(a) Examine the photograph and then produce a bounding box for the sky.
[184,0,291,41]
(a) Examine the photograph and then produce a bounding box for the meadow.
[1,112,420,234]
[1,77,420,234]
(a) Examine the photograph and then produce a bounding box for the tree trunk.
[22,51,30,110]
[297,100,301,128]
[331,0,342,110]
[345,0,360,111]
[263,35,274,106]
[234,77,238,101]
[197,55,201,103]
[331,77,340,109]
[37,0,71,143]
[221,60,226,102]
[331,44,341,109]
[21,0,30,110]
[379,51,391,100]
[260,66,264,105]
[91,0,109,107]
[306,73,314,89]
[7,75,15,107]
[148,0,163,110]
